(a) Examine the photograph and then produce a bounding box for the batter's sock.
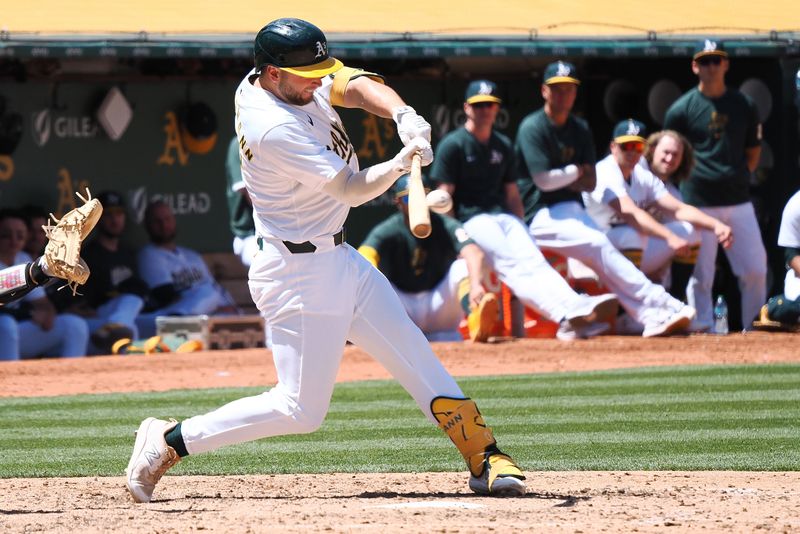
[165,422,189,457]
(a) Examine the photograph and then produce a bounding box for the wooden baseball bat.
[407,152,431,238]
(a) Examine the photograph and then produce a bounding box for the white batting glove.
[393,137,434,172]
[392,105,432,145]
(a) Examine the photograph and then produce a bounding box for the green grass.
[1,363,799,477]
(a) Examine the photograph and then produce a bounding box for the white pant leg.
[530,202,675,325]
[181,243,356,455]
[720,203,767,327]
[0,315,20,360]
[18,313,89,358]
[688,219,719,329]
[393,286,428,329]
[691,204,767,329]
[425,258,468,338]
[394,279,464,342]
[233,235,259,267]
[465,213,581,322]
[606,225,647,257]
[640,221,700,277]
[784,269,800,301]
[347,247,464,422]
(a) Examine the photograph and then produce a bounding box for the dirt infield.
[2,332,799,532]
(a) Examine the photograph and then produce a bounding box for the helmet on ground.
[254,18,343,78]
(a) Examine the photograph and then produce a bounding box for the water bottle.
[713,295,729,335]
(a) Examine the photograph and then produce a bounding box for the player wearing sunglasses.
[664,39,765,331]
[584,120,733,317]
[514,63,696,337]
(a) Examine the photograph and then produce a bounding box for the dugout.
[1,2,799,327]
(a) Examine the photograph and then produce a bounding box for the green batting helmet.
[393,174,432,198]
[254,18,343,78]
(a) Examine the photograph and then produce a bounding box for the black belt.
[257,229,346,254]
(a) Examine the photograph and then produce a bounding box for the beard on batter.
[277,76,315,106]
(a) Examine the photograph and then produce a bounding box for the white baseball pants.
[393,259,467,342]
[180,241,464,455]
[688,202,767,330]
[529,201,680,326]
[606,221,701,278]
[463,212,584,322]
[0,313,89,360]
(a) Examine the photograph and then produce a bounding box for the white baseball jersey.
[138,244,215,292]
[778,190,800,249]
[778,190,800,300]
[584,154,669,231]
[636,158,682,223]
[234,70,356,243]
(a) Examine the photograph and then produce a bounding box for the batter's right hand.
[393,137,434,172]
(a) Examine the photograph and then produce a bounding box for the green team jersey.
[360,212,474,293]
[429,127,516,223]
[225,136,256,238]
[514,109,596,223]
[663,87,761,207]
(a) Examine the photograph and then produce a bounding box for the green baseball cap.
[464,80,502,105]
[693,39,727,60]
[543,61,580,85]
[612,119,647,144]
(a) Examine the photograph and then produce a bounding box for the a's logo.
[490,149,503,165]
[32,109,51,147]
[703,39,717,53]
[626,120,640,136]
[556,61,572,77]
[708,111,728,139]
[315,41,327,59]
[478,82,493,95]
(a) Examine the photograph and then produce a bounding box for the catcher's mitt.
[43,188,103,295]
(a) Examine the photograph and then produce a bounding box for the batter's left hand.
[715,222,733,249]
[392,106,432,145]
[393,137,434,171]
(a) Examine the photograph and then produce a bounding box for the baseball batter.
[515,62,696,337]
[760,190,800,325]
[431,79,619,341]
[125,18,526,502]
[358,176,493,342]
[663,39,766,330]
[584,120,733,289]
